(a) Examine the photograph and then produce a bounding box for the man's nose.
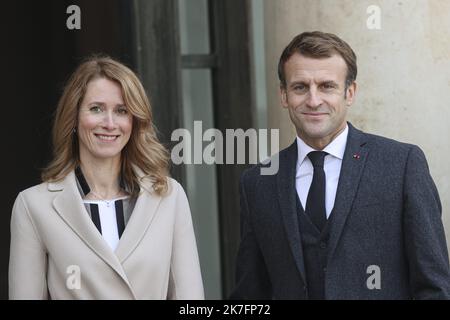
[305,88,323,108]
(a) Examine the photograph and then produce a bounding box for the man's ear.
[345,81,357,106]
[280,85,288,108]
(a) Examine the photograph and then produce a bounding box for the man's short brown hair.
[278,31,357,89]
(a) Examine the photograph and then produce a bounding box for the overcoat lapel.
[114,167,162,263]
[277,142,307,284]
[327,123,369,262]
[50,171,134,294]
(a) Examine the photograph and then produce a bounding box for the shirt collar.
[296,124,349,171]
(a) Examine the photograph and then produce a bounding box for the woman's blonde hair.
[42,55,169,196]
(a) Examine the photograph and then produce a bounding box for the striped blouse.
[75,167,136,251]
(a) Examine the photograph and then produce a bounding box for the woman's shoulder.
[139,176,186,199]
[166,177,182,190]
[167,177,190,196]
[13,182,55,214]
[19,181,51,197]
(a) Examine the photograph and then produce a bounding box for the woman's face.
[77,78,133,163]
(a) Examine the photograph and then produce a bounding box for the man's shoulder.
[353,125,419,154]
[366,132,413,149]
[241,142,295,182]
[240,161,271,183]
[352,125,427,168]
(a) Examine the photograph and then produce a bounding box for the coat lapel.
[50,171,134,293]
[327,123,370,262]
[277,141,307,284]
[114,167,162,263]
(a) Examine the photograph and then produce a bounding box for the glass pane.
[178,0,211,54]
[181,69,222,299]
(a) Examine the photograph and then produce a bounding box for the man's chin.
[301,124,330,139]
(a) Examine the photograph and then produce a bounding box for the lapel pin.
[353,153,361,160]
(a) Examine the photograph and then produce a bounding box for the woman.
[9,56,204,299]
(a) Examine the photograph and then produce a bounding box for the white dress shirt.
[296,125,348,218]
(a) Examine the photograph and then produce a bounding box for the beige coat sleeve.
[9,192,48,300]
[167,182,204,299]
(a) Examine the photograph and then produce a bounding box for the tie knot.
[308,151,327,167]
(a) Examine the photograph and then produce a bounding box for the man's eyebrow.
[319,80,339,86]
[289,80,309,86]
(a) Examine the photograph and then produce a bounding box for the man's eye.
[321,83,335,90]
[293,85,307,91]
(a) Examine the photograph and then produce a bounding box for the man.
[231,31,450,299]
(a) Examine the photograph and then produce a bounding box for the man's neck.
[297,124,347,150]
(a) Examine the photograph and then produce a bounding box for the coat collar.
[48,166,163,297]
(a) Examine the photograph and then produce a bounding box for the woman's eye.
[117,107,128,114]
[89,106,102,113]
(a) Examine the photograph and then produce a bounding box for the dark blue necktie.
[305,151,327,231]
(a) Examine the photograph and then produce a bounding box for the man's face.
[281,53,356,150]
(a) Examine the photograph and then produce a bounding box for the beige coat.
[9,169,204,299]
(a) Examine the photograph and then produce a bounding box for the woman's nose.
[102,111,116,129]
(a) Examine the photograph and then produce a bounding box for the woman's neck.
[79,157,123,199]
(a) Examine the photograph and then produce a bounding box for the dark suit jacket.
[231,123,450,299]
